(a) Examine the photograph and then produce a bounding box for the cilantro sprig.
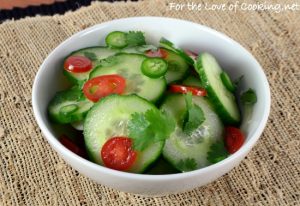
[126,31,146,47]
[207,140,229,164]
[176,158,197,172]
[128,109,175,151]
[182,93,205,135]
[241,88,257,105]
[97,56,118,67]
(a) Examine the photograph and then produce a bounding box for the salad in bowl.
[47,30,257,174]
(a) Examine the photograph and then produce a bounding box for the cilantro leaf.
[126,31,146,47]
[207,140,229,164]
[128,109,175,151]
[182,93,205,135]
[159,37,194,65]
[83,52,98,61]
[176,158,197,172]
[97,56,118,67]
[241,88,257,105]
[127,113,152,150]
[145,109,175,141]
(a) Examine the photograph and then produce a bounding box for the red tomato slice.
[224,127,245,154]
[169,84,207,96]
[60,135,86,157]
[101,137,137,171]
[146,48,168,58]
[64,56,92,73]
[83,75,126,102]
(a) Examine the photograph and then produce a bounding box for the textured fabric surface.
[0,0,299,205]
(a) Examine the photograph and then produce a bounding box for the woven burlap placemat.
[0,0,299,205]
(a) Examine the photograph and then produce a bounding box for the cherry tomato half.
[224,127,245,154]
[64,56,92,73]
[101,137,137,171]
[146,48,168,59]
[83,75,126,102]
[60,135,86,157]
[169,84,207,96]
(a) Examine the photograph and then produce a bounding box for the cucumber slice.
[84,95,164,173]
[48,87,93,124]
[160,94,224,172]
[182,75,203,88]
[105,31,128,49]
[122,45,157,54]
[196,53,240,125]
[63,47,119,84]
[90,53,166,102]
[162,48,190,84]
[159,38,194,65]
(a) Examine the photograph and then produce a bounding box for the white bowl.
[32,17,270,196]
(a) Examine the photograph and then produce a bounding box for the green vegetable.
[182,93,205,135]
[176,158,197,172]
[161,94,224,171]
[122,44,157,53]
[162,48,190,83]
[105,31,146,49]
[182,75,203,88]
[241,89,257,105]
[207,140,229,163]
[136,45,157,52]
[126,31,146,47]
[128,109,175,151]
[84,95,164,173]
[159,37,194,65]
[48,86,93,124]
[83,52,98,61]
[195,53,240,125]
[59,104,78,115]
[105,31,128,49]
[90,53,166,103]
[220,71,236,92]
[63,47,118,84]
[97,55,119,67]
[141,57,168,78]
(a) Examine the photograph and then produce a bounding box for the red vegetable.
[224,127,245,154]
[64,56,92,73]
[83,75,126,102]
[101,137,137,171]
[60,135,85,157]
[146,48,168,59]
[169,84,207,96]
